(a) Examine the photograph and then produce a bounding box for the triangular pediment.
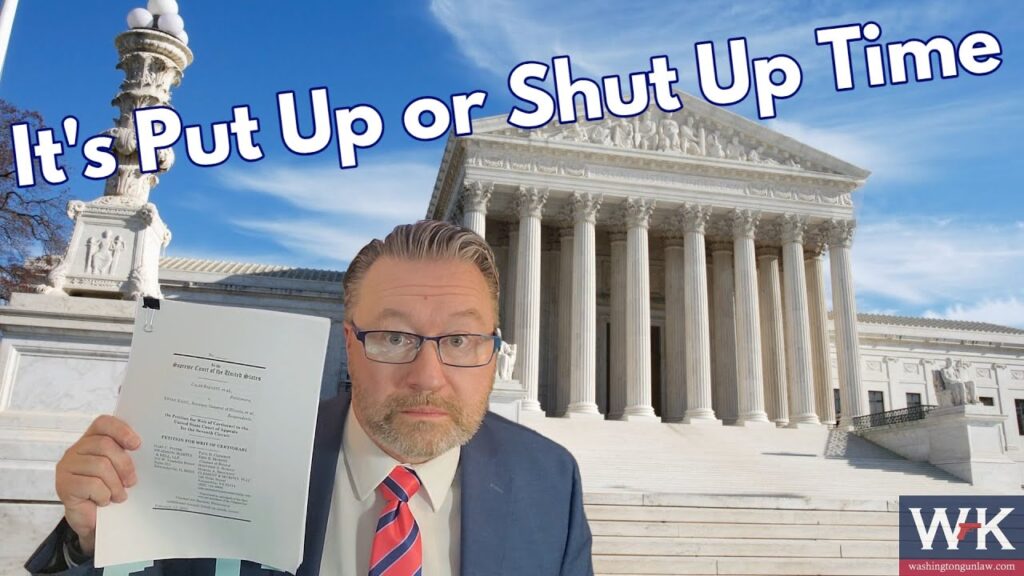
[471,91,869,180]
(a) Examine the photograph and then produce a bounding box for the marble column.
[607,230,628,420]
[827,219,867,429]
[732,210,770,425]
[682,204,719,424]
[758,246,788,425]
[921,359,936,406]
[540,233,560,414]
[884,356,901,409]
[804,234,836,426]
[492,223,510,338]
[557,227,574,417]
[504,227,518,344]
[663,233,686,422]
[623,197,659,421]
[513,186,548,414]
[994,364,1022,451]
[781,214,821,427]
[462,181,492,237]
[567,193,603,418]
[711,240,738,424]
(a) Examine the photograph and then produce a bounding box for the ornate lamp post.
[40,3,192,299]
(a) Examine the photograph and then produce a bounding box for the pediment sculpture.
[512,107,831,173]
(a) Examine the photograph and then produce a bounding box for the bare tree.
[0,98,71,301]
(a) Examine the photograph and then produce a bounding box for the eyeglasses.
[351,322,502,368]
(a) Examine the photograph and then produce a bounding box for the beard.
[354,388,489,462]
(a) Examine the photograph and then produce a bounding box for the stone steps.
[520,415,1020,574]
[523,416,1009,498]
[594,556,897,575]
[585,504,897,526]
[594,536,898,558]
[585,493,900,575]
[589,520,892,540]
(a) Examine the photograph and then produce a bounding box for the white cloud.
[229,219,377,266]
[852,217,1024,327]
[428,0,973,81]
[924,298,1024,329]
[764,119,884,178]
[765,95,1023,183]
[211,153,444,267]
[216,159,439,222]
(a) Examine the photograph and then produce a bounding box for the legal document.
[95,299,330,573]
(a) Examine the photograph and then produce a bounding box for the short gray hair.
[343,220,500,324]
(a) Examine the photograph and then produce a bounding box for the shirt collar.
[342,403,461,512]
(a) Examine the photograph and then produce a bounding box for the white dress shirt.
[319,405,461,576]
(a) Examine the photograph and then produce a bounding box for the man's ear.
[342,322,356,350]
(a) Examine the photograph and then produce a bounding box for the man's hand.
[55,415,141,555]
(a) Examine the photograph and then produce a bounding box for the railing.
[851,405,937,431]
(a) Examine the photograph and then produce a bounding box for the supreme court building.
[428,94,870,429]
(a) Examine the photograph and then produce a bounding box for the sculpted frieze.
[467,146,849,208]
[499,106,837,174]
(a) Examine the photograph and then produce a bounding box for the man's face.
[344,256,497,463]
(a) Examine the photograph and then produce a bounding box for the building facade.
[426,98,1024,447]
[430,96,872,428]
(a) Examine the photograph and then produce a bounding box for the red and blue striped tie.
[368,466,423,576]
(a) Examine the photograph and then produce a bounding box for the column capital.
[555,203,574,229]
[662,228,685,247]
[780,213,807,244]
[758,220,782,245]
[706,217,733,242]
[558,226,574,240]
[826,218,857,248]
[514,185,548,219]
[660,211,683,240]
[805,223,830,255]
[609,230,627,243]
[731,209,760,239]
[463,180,493,213]
[571,192,602,225]
[803,237,827,259]
[625,197,656,229]
[709,240,733,254]
[756,245,780,260]
[603,203,627,232]
[680,203,712,234]
[803,248,825,260]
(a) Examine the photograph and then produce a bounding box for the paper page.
[95,299,330,573]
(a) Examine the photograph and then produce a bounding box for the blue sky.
[3,1,1023,326]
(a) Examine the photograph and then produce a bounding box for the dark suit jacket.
[26,393,594,575]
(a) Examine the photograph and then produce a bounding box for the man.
[27,220,594,575]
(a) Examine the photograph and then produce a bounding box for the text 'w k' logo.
[910,507,1016,551]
